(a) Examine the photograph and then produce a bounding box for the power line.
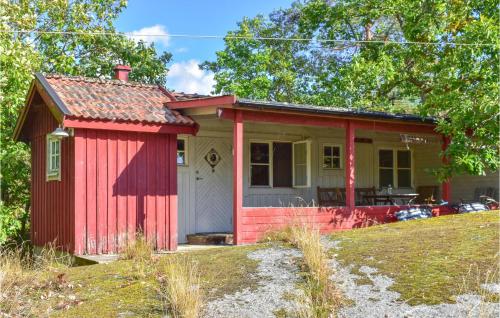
[0,29,496,47]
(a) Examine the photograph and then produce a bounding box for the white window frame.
[321,143,343,170]
[46,135,61,181]
[292,140,311,188]
[249,141,272,187]
[377,147,413,188]
[177,137,188,166]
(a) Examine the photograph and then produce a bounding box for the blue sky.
[116,0,292,93]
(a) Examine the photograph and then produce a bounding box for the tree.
[0,0,172,243]
[203,0,499,179]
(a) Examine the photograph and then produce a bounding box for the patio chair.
[355,187,376,206]
[414,186,439,204]
[317,186,345,206]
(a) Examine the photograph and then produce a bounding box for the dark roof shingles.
[44,74,194,125]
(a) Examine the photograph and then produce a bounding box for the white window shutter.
[292,140,311,188]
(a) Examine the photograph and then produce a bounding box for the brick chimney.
[113,65,131,82]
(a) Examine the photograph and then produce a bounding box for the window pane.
[332,157,340,169]
[324,146,332,156]
[250,143,269,164]
[177,139,185,151]
[177,151,185,165]
[379,169,393,188]
[332,146,340,157]
[379,150,393,167]
[323,157,332,169]
[398,169,411,188]
[251,165,269,186]
[397,151,411,168]
[294,164,307,186]
[273,143,292,187]
[294,143,306,165]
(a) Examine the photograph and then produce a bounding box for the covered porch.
[171,97,452,245]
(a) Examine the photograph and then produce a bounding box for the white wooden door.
[194,137,233,233]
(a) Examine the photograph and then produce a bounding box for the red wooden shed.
[14,67,197,254]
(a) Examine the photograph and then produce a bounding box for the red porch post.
[233,110,243,244]
[441,136,451,202]
[345,121,355,209]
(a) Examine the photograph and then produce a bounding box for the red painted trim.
[219,108,348,128]
[63,118,197,135]
[167,95,236,109]
[350,120,437,134]
[233,110,244,245]
[441,136,451,201]
[219,108,437,134]
[345,121,355,209]
[168,135,178,250]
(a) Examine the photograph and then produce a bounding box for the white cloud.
[129,24,170,46]
[167,60,215,95]
[175,47,188,53]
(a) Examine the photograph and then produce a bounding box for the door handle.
[196,177,204,181]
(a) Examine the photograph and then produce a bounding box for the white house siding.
[178,116,498,214]
[451,172,499,202]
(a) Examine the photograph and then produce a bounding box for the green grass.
[330,211,500,305]
[38,244,264,317]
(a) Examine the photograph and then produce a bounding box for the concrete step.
[186,232,234,245]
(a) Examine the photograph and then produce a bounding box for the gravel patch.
[203,246,302,318]
[325,238,500,318]
[482,283,500,294]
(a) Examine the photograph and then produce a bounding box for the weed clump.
[157,256,203,318]
[267,225,343,317]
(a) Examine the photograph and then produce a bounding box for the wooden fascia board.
[34,73,71,120]
[167,95,236,109]
[218,107,438,135]
[64,117,198,135]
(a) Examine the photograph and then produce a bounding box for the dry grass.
[0,243,72,316]
[267,225,343,318]
[119,234,155,279]
[458,263,499,317]
[157,256,203,318]
[119,233,153,262]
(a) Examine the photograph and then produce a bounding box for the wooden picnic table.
[363,193,419,206]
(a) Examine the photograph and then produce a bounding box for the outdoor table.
[363,193,419,206]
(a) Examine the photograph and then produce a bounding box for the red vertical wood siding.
[28,105,74,252]
[73,129,177,254]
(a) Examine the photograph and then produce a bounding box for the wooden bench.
[317,187,345,206]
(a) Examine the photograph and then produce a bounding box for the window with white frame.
[46,135,61,180]
[177,138,188,166]
[378,149,412,188]
[249,140,311,188]
[322,144,341,169]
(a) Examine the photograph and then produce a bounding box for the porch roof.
[236,99,437,125]
[167,95,437,125]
